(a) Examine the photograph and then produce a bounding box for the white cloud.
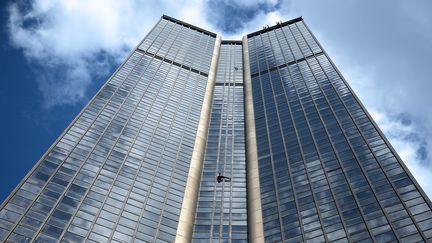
[7,0,287,107]
[342,59,432,197]
[370,108,432,196]
[6,0,207,107]
[234,0,279,8]
[214,8,290,40]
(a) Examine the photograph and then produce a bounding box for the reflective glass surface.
[0,17,215,242]
[192,43,248,242]
[248,20,432,242]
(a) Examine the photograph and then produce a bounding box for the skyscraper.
[1,15,432,242]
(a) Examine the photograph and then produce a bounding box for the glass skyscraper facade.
[1,15,432,243]
[246,19,432,242]
[193,42,248,242]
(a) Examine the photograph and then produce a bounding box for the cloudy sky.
[1,0,431,202]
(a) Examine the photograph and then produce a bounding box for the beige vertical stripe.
[175,35,222,243]
[242,36,265,243]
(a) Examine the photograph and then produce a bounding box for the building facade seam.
[242,36,265,243]
[175,35,222,243]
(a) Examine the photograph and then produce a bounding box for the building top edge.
[247,16,303,38]
[161,15,303,40]
[221,40,242,45]
[162,15,217,38]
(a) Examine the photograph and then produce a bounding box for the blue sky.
[1,0,432,203]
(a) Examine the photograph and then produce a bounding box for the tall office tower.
[1,15,432,243]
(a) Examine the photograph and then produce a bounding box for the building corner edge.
[242,36,265,242]
[175,34,222,243]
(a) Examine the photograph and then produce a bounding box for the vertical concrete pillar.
[175,35,222,243]
[242,36,265,242]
